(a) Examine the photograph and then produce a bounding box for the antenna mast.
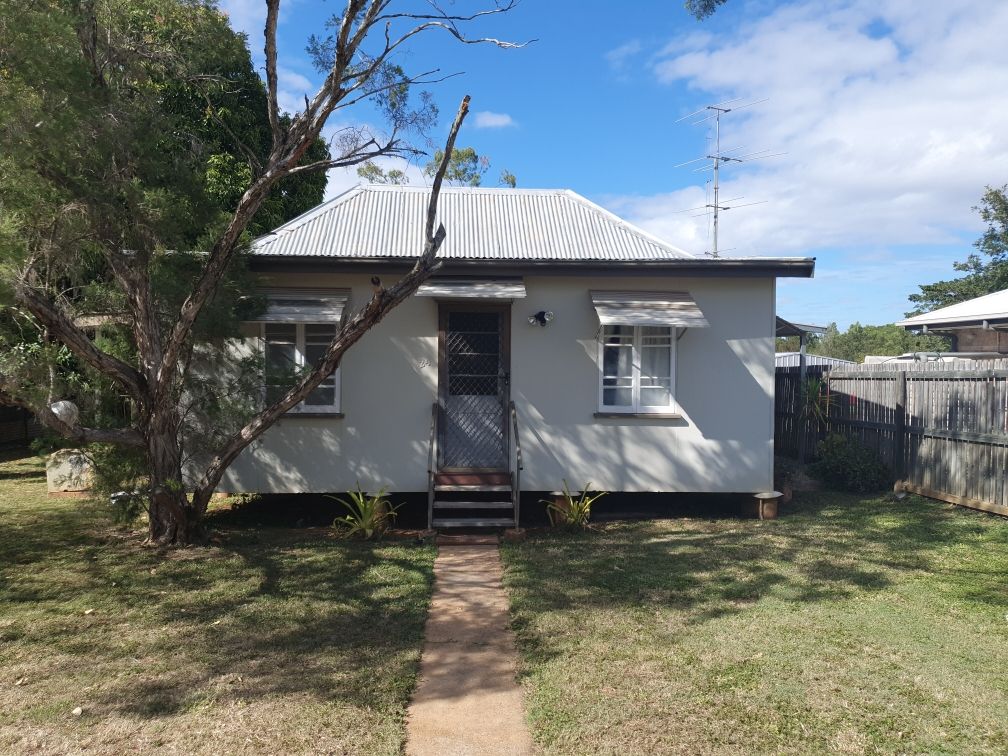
[674,98,777,258]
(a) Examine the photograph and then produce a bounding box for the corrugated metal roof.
[897,288,1008,329]
[590,290,710,328]
[415,278,526,299]
[775,353,856,368]
[251,185,695,261]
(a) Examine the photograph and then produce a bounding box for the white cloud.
[217,0,265,42]
[605,39,642,71]
[472,111,516,129]
[276,67,315,116]
[612,0,1008,258]
[324,155,429,201]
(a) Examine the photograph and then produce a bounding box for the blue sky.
[219,0,1008,329]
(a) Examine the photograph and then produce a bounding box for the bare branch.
[264,0,282,152]
[190,95,472,508]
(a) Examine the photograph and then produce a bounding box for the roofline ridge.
[559,189,696,259]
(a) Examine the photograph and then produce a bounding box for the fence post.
[797,334,808,465]
[894,370,907,480]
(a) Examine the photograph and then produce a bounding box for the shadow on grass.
[0,455,436,722]
[503,488,1008,638]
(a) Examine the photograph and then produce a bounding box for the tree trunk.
[146,415,201,545]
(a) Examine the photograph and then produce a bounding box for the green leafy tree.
[685,0,729,19]
[908,186,1008,315]
[356,162,410,185]
[0,0,518,544]
[423,146,490,186]
[810,323,949,363]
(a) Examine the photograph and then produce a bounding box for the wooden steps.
[431,471,515,530]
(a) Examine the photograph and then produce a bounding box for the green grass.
[502,491,1008,755]
[0,451,435,755]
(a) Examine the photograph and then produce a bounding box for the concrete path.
[406,545,534,756]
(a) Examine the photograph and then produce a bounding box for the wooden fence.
[775,358,1008,517]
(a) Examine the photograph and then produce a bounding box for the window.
[599,325,676,413]
[263,322,341,413]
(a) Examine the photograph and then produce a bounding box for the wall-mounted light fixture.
[528,310,555,327]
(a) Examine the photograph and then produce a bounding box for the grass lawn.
[0,451,435,755]
[502,491,1008,755]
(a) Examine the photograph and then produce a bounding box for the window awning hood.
[253,289,350,322]
[590,290,710,328]
[415,278,526,300]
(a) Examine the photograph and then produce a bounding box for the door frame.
[437,301,512,472]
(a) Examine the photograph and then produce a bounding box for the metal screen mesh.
[442,312,506,468]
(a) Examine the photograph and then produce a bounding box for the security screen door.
[438,305,510,470]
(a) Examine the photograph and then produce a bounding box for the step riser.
[434,501,513,510]
[432,518,515,528]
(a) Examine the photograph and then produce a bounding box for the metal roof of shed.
[251,184,696,262]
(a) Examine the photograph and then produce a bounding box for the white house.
[220,185,815,528]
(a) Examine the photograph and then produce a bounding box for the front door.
[438,305,510,471]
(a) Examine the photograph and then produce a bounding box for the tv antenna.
[674,98,781,258]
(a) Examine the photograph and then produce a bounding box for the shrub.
[329,485,399,540]
[542,480,606,528]
[811,433,891,493]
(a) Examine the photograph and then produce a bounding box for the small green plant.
[800,376,833,428]
[542,480,606,528]
[810,433,891,493]
[329,485,399,539]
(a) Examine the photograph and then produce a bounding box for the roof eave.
[249,255,816,278]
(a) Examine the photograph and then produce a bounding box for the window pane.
[304,323,337,343]
[305,384,336,406]
[264,323,297,343]
[265,341,296,373]
[640,383,673,408]
[603,325,633,344]
[602,344,633,378]
[304,342,334,370]
[641,345,671,380]
[640,326,673,345]
[603,387,633,406]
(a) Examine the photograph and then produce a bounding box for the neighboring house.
[222,185,815,528]
[897,288,1008,356]
[775,352,854,368]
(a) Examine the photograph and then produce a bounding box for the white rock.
[50,400,79,426]
[46,449,93,493]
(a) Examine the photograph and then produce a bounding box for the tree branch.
[264,0,282,152]
[190,95,471,507]
[14,280,147,402]
[0,383,144,448]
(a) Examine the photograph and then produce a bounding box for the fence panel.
[775,358,1008,517]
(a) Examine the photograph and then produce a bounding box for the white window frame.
[597,325,678,414]
[262,322,342,414]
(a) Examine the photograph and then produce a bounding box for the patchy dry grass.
[0,451,435,755]
[502,491,1008,755]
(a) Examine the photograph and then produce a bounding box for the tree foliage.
[908,186,1008,315]
[808,323,949,363]
[0,0,515,544]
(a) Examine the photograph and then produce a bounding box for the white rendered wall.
[219,272,775,494]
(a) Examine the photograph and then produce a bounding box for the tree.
[356,162,410,185]
[423,146,489,186]
[810,323,949,363]
[685,0,729,19]
[908,186,1008,315]
[0,0,521,544]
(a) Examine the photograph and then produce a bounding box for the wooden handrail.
[509,400,522,530]
[427,401,438,530]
